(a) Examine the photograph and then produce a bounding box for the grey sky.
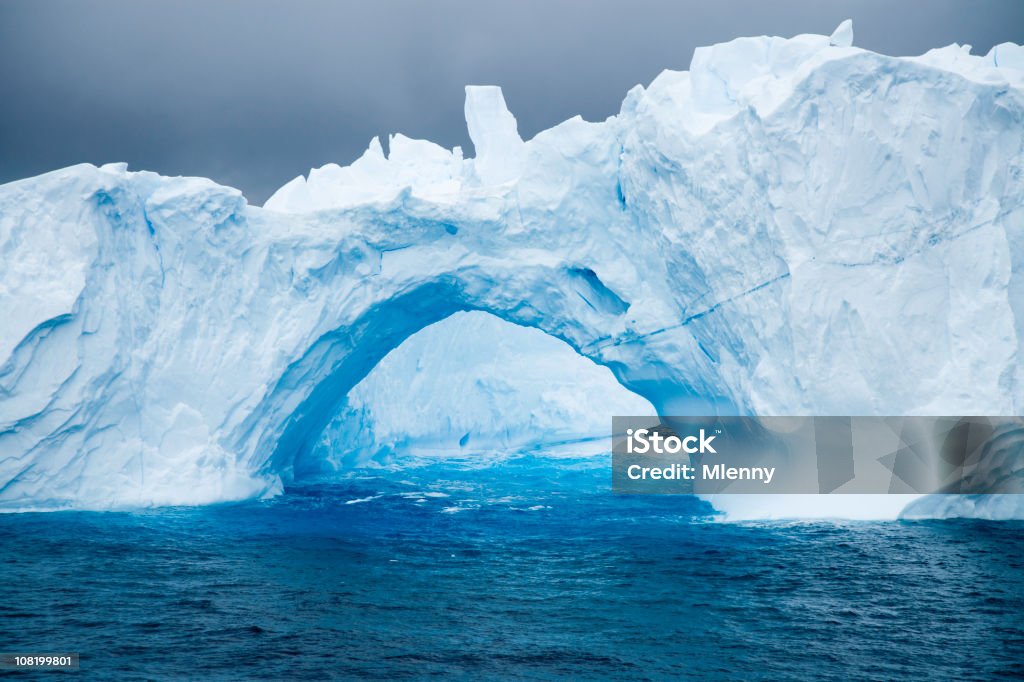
[2,0,1021,203]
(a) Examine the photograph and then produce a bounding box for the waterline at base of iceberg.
[705,494,925,522]
[3,446,1015,521]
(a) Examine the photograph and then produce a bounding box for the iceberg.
[1,22,1023,514]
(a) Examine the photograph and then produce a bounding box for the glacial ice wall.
[1,24,1023,511]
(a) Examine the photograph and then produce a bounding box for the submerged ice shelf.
[1,23,1023,516]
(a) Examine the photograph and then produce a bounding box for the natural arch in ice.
[299,311,654,476]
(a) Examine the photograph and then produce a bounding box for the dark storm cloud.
[2,0,1021,203]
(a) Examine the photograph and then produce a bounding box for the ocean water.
[1,457,1022,680]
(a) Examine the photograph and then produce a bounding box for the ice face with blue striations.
[1,22,1023,516]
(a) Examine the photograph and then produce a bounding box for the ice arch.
[0,160,723,509]
[1,26,1023,510]
[233,250,701,482]
[241,275,663,481]
[301,310,655,476]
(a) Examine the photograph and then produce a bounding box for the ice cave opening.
[287,310,656,480]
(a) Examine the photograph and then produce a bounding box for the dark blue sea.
[1,457,1022,680]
